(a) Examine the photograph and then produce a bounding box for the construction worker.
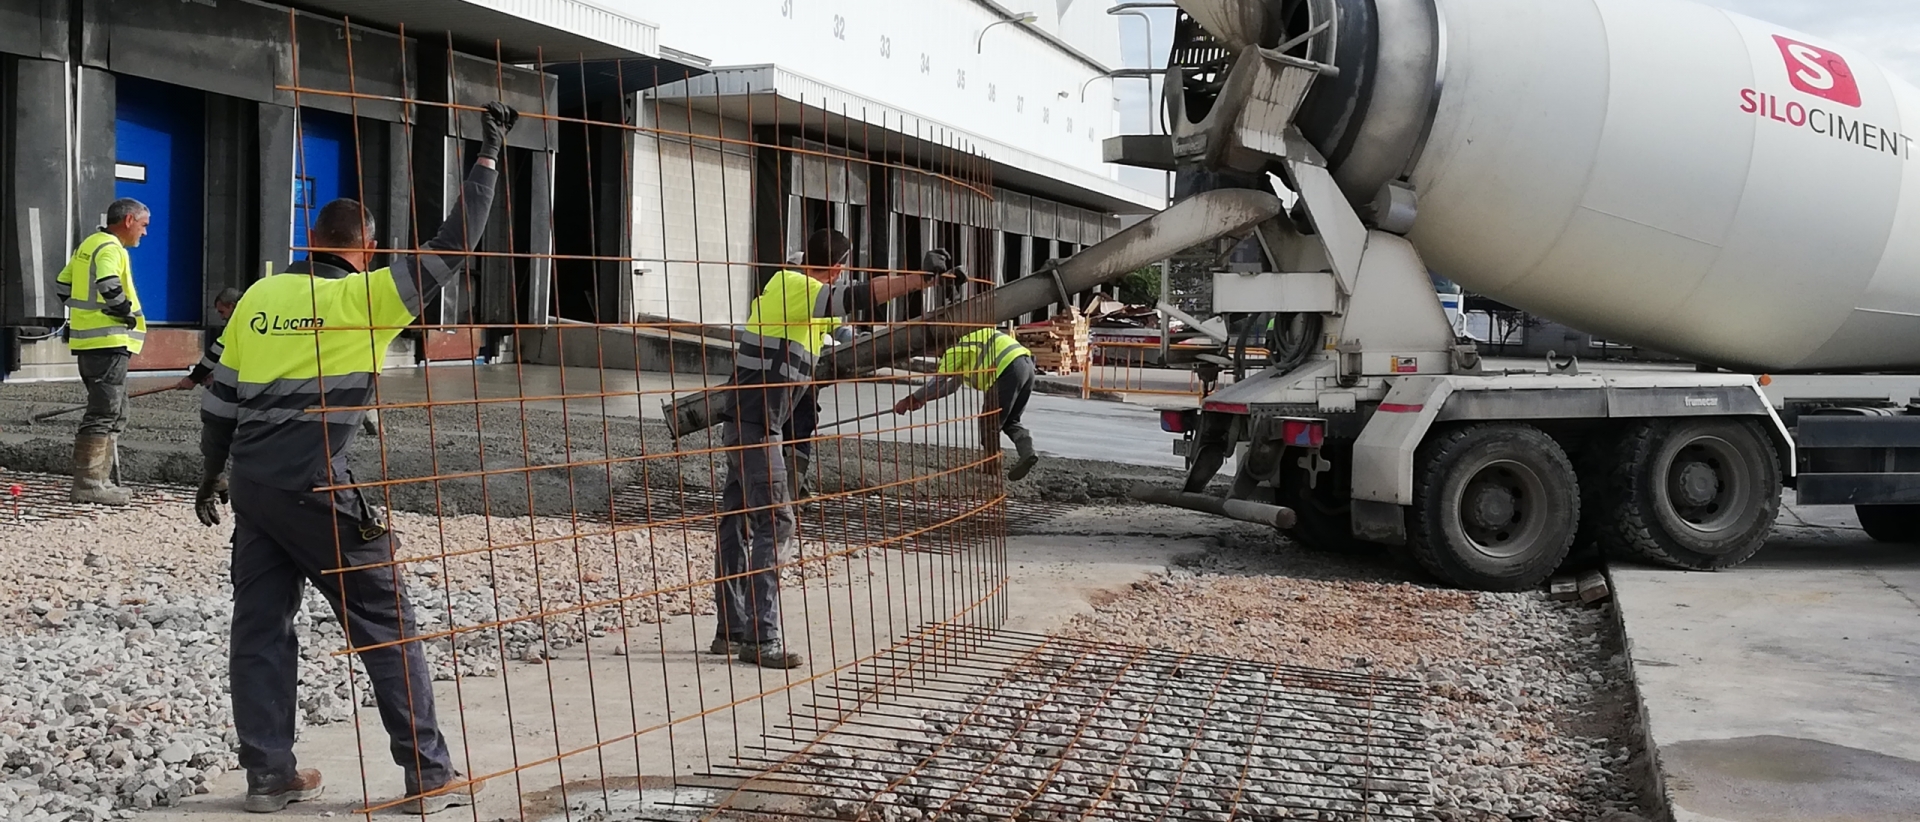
[893,326,1041,480]
[54,198,151,505]
[193,102,518,814]
[175,287,243,390]
[711,231,949,668]
[781,308,857,502]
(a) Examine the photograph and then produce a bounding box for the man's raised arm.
[391,102,519,317]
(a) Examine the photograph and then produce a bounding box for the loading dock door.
[291,108,362,262]
[113,75,205,325]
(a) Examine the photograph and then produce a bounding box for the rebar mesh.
[0,469,174,523]
[265,10,1018,818]
[593,627,1431,822]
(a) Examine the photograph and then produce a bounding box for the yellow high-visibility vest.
[744,269,841,358]
[56,232,146,354]
[937,328,1031,391]
[216,265,416,427]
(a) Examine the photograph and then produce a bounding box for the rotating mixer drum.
[1175,0,1920,373]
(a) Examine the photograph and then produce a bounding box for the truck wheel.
[1409,425,1580,591]
[1854,505,1920,543]
[1604,419,1781,570]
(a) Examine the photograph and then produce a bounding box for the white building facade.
[596,0,1165,325]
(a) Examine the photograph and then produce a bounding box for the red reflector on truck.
[1159,409,1194,433]
[1202,401,1250,414]
[1379,403,1425,414]
[1279,418,1326,448]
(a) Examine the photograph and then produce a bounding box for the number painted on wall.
[1066,117,1073,132]
[1016,96,1024,113]
[1042,107,1050,124]
[780,0,792,18]
[880,35,891,57]
[988,83,997,102]
[921,53,931,74]
[956,69,966,89]
[833,15,846,40]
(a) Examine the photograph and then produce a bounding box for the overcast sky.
[1112,0,1920,194]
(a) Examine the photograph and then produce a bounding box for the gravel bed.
[788,639,1432,822]
[1048,523,1654,822]
[0,502,876,821]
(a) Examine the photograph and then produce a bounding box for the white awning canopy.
[649,65,1165,215]
[290,0,659,62]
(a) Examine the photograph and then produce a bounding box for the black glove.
[920,249,966,284]
[477,102,520,161]
[119,314,140,329]
[195,466,229,527]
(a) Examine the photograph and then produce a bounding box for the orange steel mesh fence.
[154,13,1449,822]
[268,13,1023,818]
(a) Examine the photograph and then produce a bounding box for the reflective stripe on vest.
[57,232,147,354]
[223,266,413,429]
[938,328,1032,392]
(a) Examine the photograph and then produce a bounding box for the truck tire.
[1408,424,1580,592]
[1854,505,1920,543]
[1603,419,1781,570]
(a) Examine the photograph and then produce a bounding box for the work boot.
[402,772,486,815]
[69,433,132,506]
[1006,427,1040,482]
[707,635,745,655]
[739,640,804,669]
[243,768,324,813]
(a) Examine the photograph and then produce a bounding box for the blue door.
[114,75,205,325]
[292,108,361,260]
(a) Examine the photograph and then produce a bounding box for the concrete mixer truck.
[1090,0,1920,592]
[699,0,1920,593]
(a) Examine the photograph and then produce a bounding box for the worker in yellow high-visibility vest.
[710,231,947,669]
[192,102,517,816]
[893,326,1040,480]
[54,198,152,506]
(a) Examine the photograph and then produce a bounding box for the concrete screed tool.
[25,384,179,425]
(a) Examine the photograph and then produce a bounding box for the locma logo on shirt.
[249,311,325,335]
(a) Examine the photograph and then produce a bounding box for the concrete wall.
[629,107,756,325]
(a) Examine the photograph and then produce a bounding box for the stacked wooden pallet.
[1017,309,1092,375]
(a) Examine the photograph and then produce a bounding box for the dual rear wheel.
[1406,419,1782,591]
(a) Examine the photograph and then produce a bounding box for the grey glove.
[478,102,519,161]
[195,465,229,527]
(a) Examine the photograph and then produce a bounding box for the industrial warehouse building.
[0,0,1161,380]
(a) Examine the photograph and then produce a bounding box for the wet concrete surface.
[1612,495,1920,821]
[0,365,1191,518]
[1659,736,1920,822]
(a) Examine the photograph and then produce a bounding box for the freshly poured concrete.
[1612,496,1920,822]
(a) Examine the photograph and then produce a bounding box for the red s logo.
[1774,35,1861,107]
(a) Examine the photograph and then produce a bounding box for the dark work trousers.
[714,373,799,645]
[985,355,1036,456]
[781,385,820,461]
[228,475,453,788]
[75,349,131,437]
